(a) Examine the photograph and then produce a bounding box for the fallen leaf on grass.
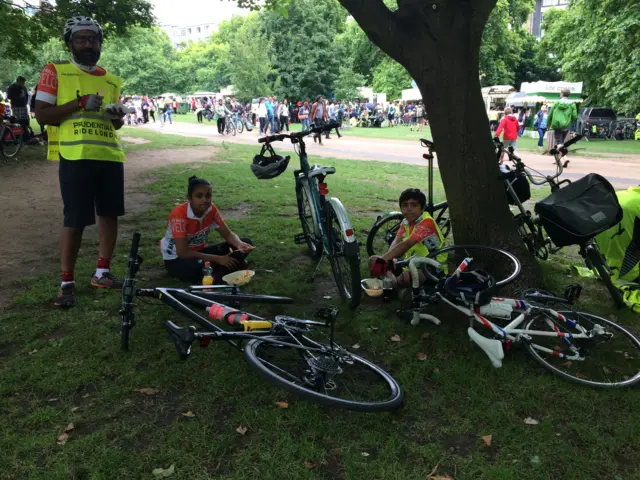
[421,332,431,340]
[182,411,196,418]
[47,397,59,402]
[303,460,319,469]
[323,296,332,300]
[602,366,612,375]
[425,463,455,479]
[560,361,572,369]
[265,269,274,273]
[235,425,248,435]
[275,401,289,409]
[56,423,74,445]
[352,343,361,349]
[368,326,379,332]
[361,452,370,457]
[82,393,90,399]
[524,417,539,425]
[530,455,541,466]
[135,387,159,395]
[433,368,440,374]
[152,464,175,477]
[481,434,492,447]
[28,349,38,355]
[71,407,80,413]
[417,352,427,361]
[390,335,401,342]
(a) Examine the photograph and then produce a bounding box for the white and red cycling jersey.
[160,202,226,260]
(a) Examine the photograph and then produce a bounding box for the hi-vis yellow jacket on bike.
[594,186,640,311]
[54,61,124,162]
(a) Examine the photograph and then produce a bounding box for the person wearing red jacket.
[495,106,520,163]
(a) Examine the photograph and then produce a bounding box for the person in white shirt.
[277,98,290,132]
[257,97,268,134]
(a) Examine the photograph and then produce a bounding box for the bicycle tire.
[1,127,22,159]
[192,292,293,304]
[236,119,244,134]
[243,337,404,412]
[295,180,322,259]
[428,245,521,287]
[524,310,640,387]
[227,121,236,136]
[366,213,403,257]
[585,245,624,308]
[325,200,361,308]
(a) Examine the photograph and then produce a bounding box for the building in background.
[161,23,220,48]
[528,0,570,38]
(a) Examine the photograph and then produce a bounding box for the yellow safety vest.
[55,61,124,162]
[47,125,59,161]
[401,212,444,259]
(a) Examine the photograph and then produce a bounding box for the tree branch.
[0,0,55,12]
[338,0,405,60]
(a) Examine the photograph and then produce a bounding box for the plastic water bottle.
[382,277,393,302]
[202,261,214,286]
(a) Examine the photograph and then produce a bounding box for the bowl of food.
[223,270,255,286]
[361,278,383,297]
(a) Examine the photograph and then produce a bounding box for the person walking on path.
[534,104,548,148]
[215,98,232,135]
[34,16,129,308]
[298,101,310,131]
[257,97,267,134]
[494,107,520,163]
[547,88,578,165]
[278,98,290,132]
[164,99,173,125]
[325,100,342,139]
[264,96,276,134]
[310,95,328,145]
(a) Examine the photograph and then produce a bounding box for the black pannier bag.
[503,169,531,205]
[535,173,623,247]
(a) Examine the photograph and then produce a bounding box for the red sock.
[97,257,111,269]
[61,271,74,283]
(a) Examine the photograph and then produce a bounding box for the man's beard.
[72,45,100,66]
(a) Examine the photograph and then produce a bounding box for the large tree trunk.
[340,0,541,284]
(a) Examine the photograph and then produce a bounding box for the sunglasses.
[72,35,100,45]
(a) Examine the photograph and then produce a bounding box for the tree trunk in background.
[339,0,541,284]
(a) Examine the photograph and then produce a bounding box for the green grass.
[1,142,639,479]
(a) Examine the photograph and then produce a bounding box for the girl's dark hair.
[188,175,211,196]
[399,188,426,209]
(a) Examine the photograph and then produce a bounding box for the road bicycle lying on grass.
[121,233,402,412]
[402,245,640,388]
[253,122,362,308]
[496,136,624,308]
[1,117,23,161]
[367,138,451,257]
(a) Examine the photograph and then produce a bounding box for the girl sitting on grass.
[160,176,255,283]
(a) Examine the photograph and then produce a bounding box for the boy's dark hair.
[399,188,426,209]
[16,76,26,82]
[188,175,211,196]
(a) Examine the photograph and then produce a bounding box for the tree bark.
[339,0,541,285]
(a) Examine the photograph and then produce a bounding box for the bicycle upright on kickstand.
[366,138,451,257]
[257,122,362,308]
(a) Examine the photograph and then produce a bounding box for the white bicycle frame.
[409,257,598,368]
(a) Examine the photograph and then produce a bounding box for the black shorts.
[59,157,125,228]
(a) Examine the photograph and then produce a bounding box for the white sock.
[95,268,109,278]
[61,281,75,288]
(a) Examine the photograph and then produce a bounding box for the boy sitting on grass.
[369,188,444,287]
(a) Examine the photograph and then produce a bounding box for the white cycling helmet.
[63,16,103,43]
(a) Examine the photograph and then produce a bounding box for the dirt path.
[143,122,640,188]
[0,147,216,303]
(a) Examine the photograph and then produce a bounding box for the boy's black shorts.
[59,157,125,228]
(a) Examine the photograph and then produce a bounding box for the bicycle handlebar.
[258,121,340,144]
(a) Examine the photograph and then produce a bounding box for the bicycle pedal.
[564,284,582,303]
[294,233,307,245]
[315,307,339,323]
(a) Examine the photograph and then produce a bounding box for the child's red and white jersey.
[160,202,225,260]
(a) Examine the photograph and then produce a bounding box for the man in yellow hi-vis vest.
[35,16,129,308]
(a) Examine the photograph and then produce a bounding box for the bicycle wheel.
[583,244,624,308]
[428,245,521,287]
[244,337,404,412]
[325,200,362,308]
[366,213,403,257]
[1,127,22,159]
[295,180,322,259]
[236,119,244,134]
[524,310,640,387]
[226,121,236,136]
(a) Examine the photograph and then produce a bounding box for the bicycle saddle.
[308,165,336,178]
[444,269,496,306]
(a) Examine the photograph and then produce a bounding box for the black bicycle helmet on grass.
[251,143,290,179]
[444,268,496,306]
